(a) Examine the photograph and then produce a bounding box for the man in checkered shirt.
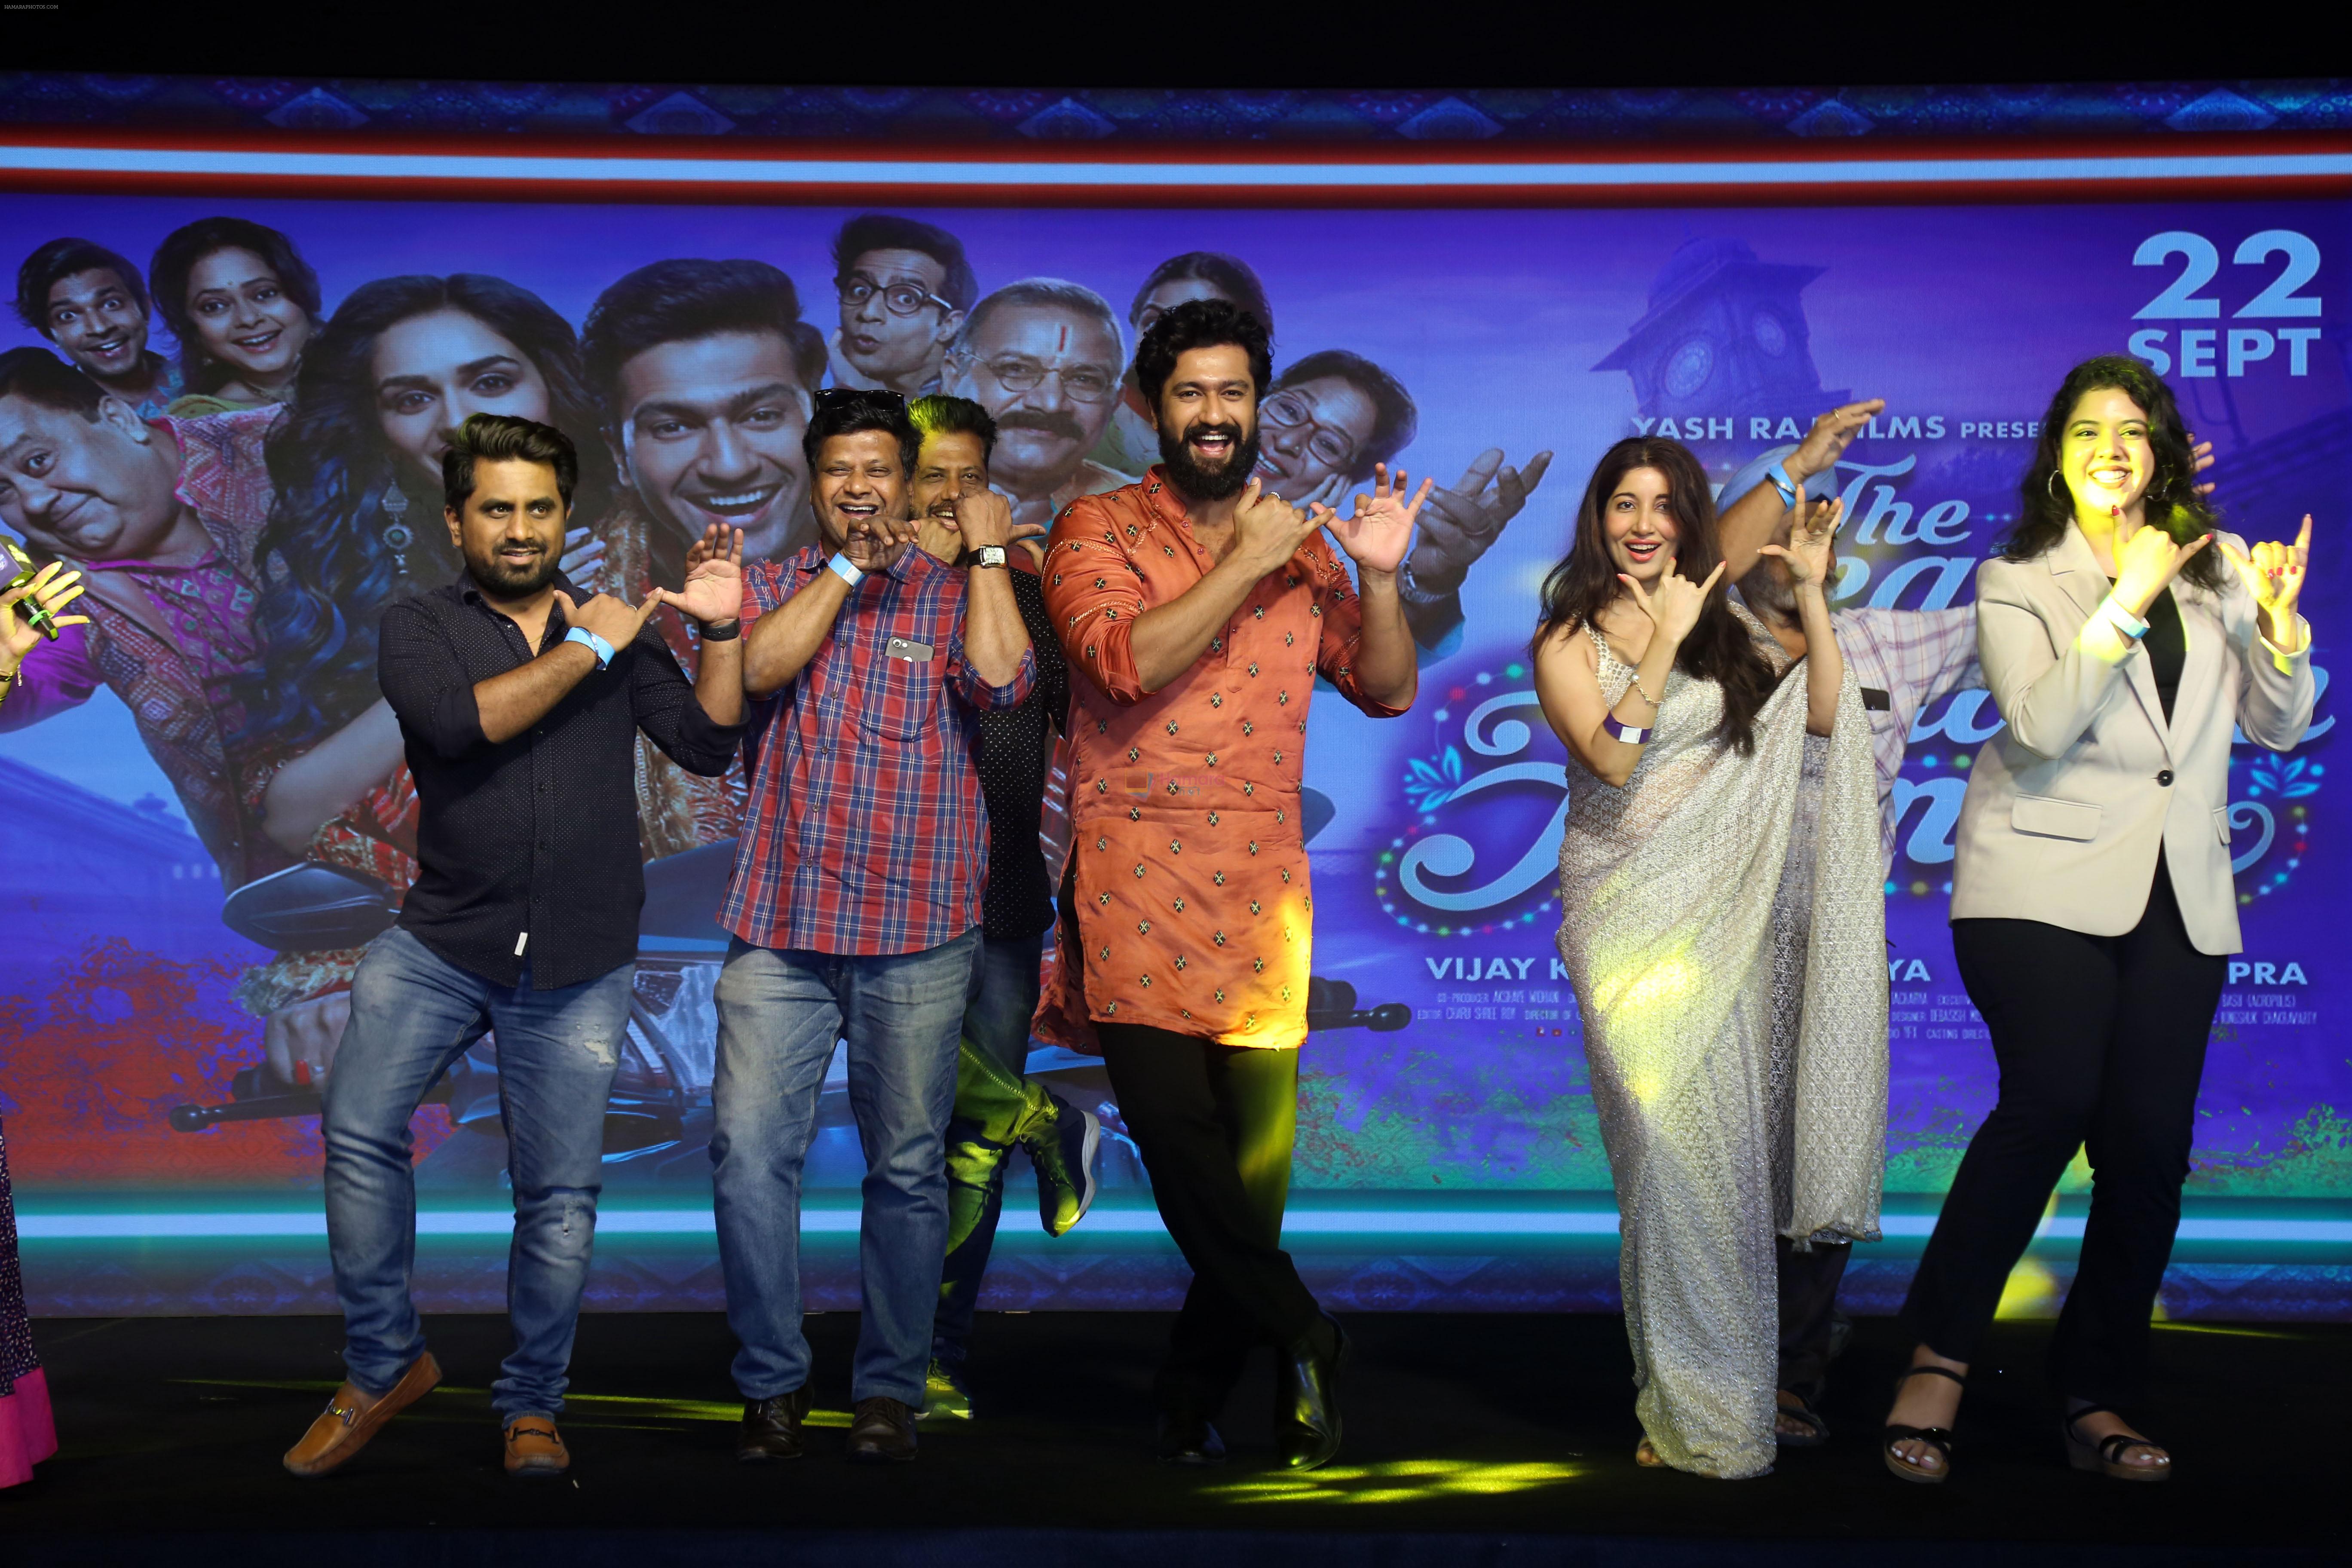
[711,388,1035,1466]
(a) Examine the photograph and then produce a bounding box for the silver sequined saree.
[1554,614,1886,1478]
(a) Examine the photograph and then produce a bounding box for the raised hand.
[1325,462,1436,577]
[2219,514,2312,649]
[1790,400,1884,481]
[1231,475,1324,573]
[0,560,91,671]
[559,526,607,586]
[2110,522,2213,618]
[1406,447,1554,593]
[2187,432,2217,497]
[1756,497,1844,586]
[1621,559,1725,649]
[556,588,658,652]
[954,487,1014,551]
[652,524,745,628]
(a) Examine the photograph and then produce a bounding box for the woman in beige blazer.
[1880,356,2315,1486]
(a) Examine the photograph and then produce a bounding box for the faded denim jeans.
[710,930,978,1408]
[322,925,631,1420]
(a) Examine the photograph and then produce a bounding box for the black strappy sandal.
[1775,1390,1829,1449]
[2061,1403,2172,1483]
[1881,1363,1963,1485]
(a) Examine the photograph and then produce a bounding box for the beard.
[465,537,560,598]
[1158,418,1259,502]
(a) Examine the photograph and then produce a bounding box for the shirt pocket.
[2010,793,2102,842]
[856,648,940,742]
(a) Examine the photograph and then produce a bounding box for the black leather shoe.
[736,1387,814,1461]
[1274,1314,1348,1471]
[1155,1411,1228,1465]
[845,1396,919,1463]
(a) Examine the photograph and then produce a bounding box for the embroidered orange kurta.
[1038,468,1409,1050]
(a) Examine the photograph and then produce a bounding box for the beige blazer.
[1950,524,2313,954]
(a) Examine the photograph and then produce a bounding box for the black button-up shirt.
[975,566,1069,940]
[378,573,744,989]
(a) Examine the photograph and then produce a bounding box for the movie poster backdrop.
[0,193,2343,1314]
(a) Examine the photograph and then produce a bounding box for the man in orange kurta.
[1039,298,1424,1471]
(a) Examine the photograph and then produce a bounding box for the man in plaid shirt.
[712,389,1035,1466]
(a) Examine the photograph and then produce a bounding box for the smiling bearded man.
[1039,298,1428,1473]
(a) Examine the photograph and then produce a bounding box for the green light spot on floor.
[1198,1456,1587,1504]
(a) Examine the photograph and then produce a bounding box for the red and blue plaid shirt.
[722,544,1036,955]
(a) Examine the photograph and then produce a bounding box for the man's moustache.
[997,411,1086,442]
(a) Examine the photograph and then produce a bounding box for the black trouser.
[1095,1022,1325,1419]
[1777,1237,1851,1403]
[1899,865,2224,1405]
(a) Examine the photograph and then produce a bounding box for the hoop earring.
[2046,470,2063,500]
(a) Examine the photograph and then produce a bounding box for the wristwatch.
[957,545,1009,570]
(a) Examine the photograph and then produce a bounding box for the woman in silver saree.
[1532,438,1887,1478]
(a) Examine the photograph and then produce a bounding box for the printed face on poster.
[0,181,2341,1309]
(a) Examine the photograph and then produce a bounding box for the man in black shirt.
[903,395,1100,1420]
[283,414,745,1481]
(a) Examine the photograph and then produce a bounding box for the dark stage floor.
[2,1308,2340,1566]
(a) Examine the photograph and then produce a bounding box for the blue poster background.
[0,190,2343,1314]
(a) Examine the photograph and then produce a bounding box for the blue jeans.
[934,933,1048,1369]
[710,929,979,1407]
[322,926,631,1420]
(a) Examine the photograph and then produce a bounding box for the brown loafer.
[282,1351,442,1478]
[503,1417,570,1477]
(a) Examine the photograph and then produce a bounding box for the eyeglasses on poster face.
[957,353,1116,404]
[836,274,957,318]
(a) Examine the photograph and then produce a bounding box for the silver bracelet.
[1395,559,1451,607]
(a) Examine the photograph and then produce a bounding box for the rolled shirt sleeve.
[949,631,1037,711]
[1044,498,1152,705]
[625,619,746,778]
[376,598,487,760]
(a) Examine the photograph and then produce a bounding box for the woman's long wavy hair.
[1531,436,1781,754]
[239,274,614,758]
[2006,354,2223,593]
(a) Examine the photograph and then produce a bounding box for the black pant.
[1095,1022,1325,1418]
[1777,1237,1851,1403]
[1899,865,2224,1405]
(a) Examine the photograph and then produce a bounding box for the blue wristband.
[828,552,865,587]
[1600,713,1652,745]
[1768,462,1800,506]
[564,625,615,670]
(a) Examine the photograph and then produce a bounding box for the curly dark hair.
[1531,437,1782,755]
[238,274,613,758]
[2006,354,2223,593]
[147,217,322,395]
[1132,297,1274,414]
